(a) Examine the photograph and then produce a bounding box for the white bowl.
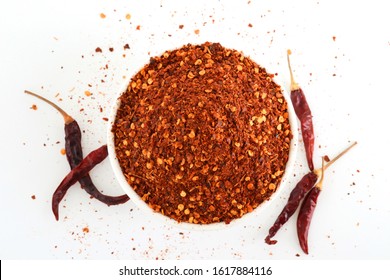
[107,57,298,231]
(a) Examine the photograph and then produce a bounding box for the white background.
[1,0,389,260]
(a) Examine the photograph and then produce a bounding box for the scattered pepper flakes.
[100,13,106,19]
[102,117,109,122]
[84,90,92,96]
[30,104,38,110]
[109,47,114,52]
[136,25,141,30]
[324,155,330,162]
[95,47,102,53]
[179,24,184,29]
[194,29,200,35]
[82,227,89,233]
[124,43,130,50]
[248,23,253,28]
[125,13,131,20]
[31,195,36,200]
[332,36,336,41]
[60,148,66,155]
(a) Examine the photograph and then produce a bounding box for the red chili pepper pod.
[290,87,315,171]
[287,51,315,171]
[64,120,129,206]
[265,171,318,245]
[64,121,83,168]
[52,145,108,220]
[25,90,129,220]
[297,186,321,254]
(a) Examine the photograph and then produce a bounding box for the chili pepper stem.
[287,50,300,91]
[24,90,74,124]
[324,141,357,170]
[313,141,357,179]
[316,157,325,190]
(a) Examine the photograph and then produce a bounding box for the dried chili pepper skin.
[64,121,83,168]
[52,145,109,220]
[297,186,321,254]
[290,88,315,171]
[265,171,318,245]
[64,121,129,205]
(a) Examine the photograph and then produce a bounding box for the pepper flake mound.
[112,42,292,224]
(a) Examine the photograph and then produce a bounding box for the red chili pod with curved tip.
[64,121,129,205]
[25,90,129,220]
[265,171,318,245]
[52,145,108,220]
[287,51,315,171]
[265,142,357,246]
[297,186,321,254]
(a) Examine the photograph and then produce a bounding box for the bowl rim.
[107,66,298,231]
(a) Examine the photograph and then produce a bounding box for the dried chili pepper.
[287,50,315,171]
[297,158,325,254]
[25,91,129,216]
[52,145,108,220]
[265,171,318,245]
[265,141,357,245]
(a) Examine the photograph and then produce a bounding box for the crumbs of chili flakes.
[112,42,292,225]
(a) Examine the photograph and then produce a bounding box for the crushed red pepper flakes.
[124,44,130,50]
[112,42,292,225]
[179,24,184,29]
[60,148,66,155]
[324,155,330,162]
[136,25,141,30]
[248,23,253,28]
[82,227,89,233]
[31,195,36,200]
[30,104,38,110]
[109,47,114,52]
[194,29,200,35]
[95,47,102,53]
[125,14,131,20]
[84,90,92,97]
[100,13,106,19]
